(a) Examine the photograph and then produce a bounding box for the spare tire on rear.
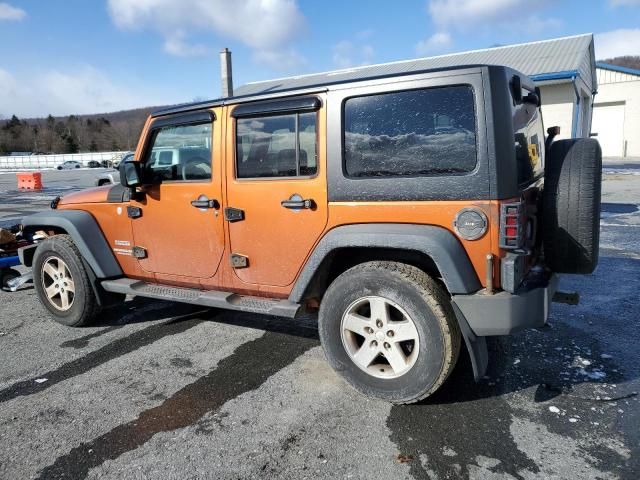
[543,138,602,274]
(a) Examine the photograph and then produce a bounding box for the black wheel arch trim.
[289,223,482,303]
[21,210,123,279]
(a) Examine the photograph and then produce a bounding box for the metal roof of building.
[235,34,596,97]
[596,61,640,76]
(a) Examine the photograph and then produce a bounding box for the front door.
[225,99,328,287]
[130,109,225,279]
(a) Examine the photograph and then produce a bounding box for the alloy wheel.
[340,296,420,379]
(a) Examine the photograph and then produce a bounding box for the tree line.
[0,107,160,155]
[602,55,640,71]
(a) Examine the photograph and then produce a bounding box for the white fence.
[0,151,128,169]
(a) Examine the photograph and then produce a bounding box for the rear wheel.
[319,261,461,404]
[33,235,101,327]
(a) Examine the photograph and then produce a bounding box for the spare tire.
[543,138,602,274]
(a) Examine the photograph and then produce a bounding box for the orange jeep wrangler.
[20,65,601,403]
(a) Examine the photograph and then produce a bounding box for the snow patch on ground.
[603,168,640,176]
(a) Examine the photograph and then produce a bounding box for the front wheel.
[319,261,461,404]
[33,235,101,327]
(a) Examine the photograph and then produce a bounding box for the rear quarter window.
[343,85,477,178]
[513,104,545,185]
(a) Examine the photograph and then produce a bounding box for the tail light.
[499,202,524,249]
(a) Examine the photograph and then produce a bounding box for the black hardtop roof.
[152,63,522,118]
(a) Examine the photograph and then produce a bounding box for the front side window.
[236,112,317,178]
[343,86,477,177]
[144,122,212,182]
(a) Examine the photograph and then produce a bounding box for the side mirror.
[120,160,142,188]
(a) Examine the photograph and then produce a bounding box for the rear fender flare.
[289,223,482,303]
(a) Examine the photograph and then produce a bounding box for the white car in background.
[56,160,82,170]
[95,152,133,186]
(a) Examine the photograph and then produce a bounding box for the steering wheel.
[180,157,210,180]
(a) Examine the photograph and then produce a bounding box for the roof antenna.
[220,48,233,98]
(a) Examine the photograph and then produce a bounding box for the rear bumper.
[452,274,559,336]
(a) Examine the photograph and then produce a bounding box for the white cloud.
[416,32,452,56]
[0,66,169,117]
[107,0,306,69]
[595,29,640,59]
[0,2,26,21]
[428,0,552,30]
[332,39,375,68]
[164,30,209,57]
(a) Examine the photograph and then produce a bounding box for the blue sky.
[1,0,639,117]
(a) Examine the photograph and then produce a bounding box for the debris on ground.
[395,453,414,463]
[0,227,16,245]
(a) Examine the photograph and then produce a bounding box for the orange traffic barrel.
[16,172,43,190]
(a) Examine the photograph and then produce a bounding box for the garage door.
[591,103,625,157]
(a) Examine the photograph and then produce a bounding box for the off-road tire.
[33,234,101,327]
[543,138,602,274]
[319,261,461,404]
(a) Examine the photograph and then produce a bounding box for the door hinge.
[224,207,245,222]
[132,246,147,259]
[127,206,142,219]
[230,253,249,268]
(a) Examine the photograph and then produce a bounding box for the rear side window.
[236,112,317,178]
[343,86,477,177]
[513,105,544,185]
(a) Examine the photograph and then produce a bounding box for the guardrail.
[0,151,128,169]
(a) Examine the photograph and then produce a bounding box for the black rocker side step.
[101,278,300,318]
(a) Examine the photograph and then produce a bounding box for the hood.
[59,185,112,205]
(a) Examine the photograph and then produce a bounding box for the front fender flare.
[22,210,123,279]
[289,223,482,303]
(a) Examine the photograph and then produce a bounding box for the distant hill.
[599,55,640,71]
[0,105,170,155]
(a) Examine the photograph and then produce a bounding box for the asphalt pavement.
[0,165,638,479]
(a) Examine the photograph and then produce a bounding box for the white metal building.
[236,34,598,143]
[591,63,640,158]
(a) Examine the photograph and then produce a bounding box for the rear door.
[130,109,225,279]
[224,96,328,287]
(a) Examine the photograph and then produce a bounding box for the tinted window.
[513,104,544,185]
[343,86,477,177]
[236,112,317,178]
[144,122,212,182]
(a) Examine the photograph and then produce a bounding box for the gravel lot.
[0,165,638,479]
